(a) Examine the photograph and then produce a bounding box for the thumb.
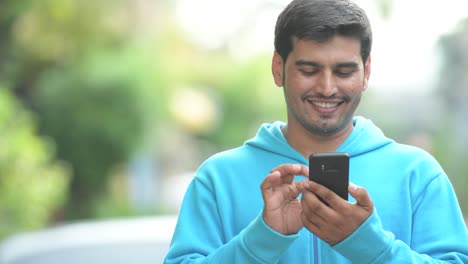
[348,183,373,211]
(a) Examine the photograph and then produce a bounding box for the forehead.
[289,36,362,64]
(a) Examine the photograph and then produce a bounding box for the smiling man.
[273,36,369,155]
[164,0,468,263]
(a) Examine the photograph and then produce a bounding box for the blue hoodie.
[164,116,468,263]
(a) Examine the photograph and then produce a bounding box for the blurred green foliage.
[435,18,468,214]
[167,50,285,149]
[0,0,467,228]
[0,88,69,239]
[0,0,153,219]
[34,59,146,218]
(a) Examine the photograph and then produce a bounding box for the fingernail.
[349,182,359,191]
[271,170,280,176]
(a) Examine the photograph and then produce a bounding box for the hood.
[244,116,393,162]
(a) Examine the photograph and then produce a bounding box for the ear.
[362,55,371,91]
[272,51,284,87]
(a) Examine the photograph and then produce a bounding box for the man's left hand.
[299,181,374,245]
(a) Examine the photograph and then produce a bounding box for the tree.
[0,87,69,239]
[0,0,151,219]
[34,57,146,218]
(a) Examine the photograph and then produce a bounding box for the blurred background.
[0,0,467,242]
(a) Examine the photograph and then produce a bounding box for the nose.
[317,71,337,97]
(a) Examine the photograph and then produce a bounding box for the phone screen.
[309,152,349,201]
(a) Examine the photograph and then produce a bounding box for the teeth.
[312,101,339,108]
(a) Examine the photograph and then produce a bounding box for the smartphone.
[309,152,349,201]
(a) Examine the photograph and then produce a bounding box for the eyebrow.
[295,60,322,68]
[335,62,359,69]
[295,60,359,69]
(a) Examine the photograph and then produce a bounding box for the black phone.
[309,152,349,201]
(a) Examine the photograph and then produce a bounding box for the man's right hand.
[260,164,309,235]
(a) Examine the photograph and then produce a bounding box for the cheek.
[284,64,307,86]
[286,73,314,91]
[340,77,366,94]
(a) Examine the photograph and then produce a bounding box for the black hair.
[274,0,372,63]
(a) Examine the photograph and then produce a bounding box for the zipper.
[313,234,319,264]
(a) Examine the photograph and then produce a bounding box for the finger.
[304,180,345,209]
[348,183,374,212]
[294,179,309,192]
[301,191,327,220]
[270,164,309,176]
[261,171,302,199]
[301,212,322,234]
[260,172,283,210]
[260,171,281,193]
[300,193,332,233]
[300,184,335,222]
[270,164,309,184]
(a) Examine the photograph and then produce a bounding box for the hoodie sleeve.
[163,176,299,264]
[333,174,468,263]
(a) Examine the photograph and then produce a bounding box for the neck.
[281,120,354,158]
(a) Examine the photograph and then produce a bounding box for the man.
[164,0,468,263]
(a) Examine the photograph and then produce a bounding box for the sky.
[175,0,468,94]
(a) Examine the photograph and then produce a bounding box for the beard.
[287,92,361,137]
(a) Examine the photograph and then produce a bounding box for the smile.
[311,101,340,108]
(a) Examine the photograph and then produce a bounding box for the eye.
[335,71,354,78]
[299,69,319,76]
[335,68,357,78]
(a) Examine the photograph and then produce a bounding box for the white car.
[0,215,177,264]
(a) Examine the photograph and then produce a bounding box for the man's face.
[272,36,371,137]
